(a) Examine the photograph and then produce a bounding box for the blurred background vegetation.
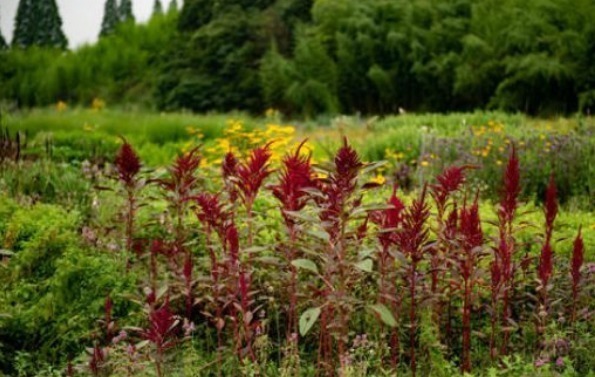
[1,0,595,116]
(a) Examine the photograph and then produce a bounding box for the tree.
[168,0,178,13]
[12,0,67,49]
[0,7,8,49]
[100,0,120,37]
[153,0,163,15]
[12,0,34,48]
[119,0,135,23]
[36,0,68,49]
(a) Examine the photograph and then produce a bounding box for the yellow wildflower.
[56,100,67,112]
[91,98,105,111]
[370,174,386,185]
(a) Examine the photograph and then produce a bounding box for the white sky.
[0,0,179,49]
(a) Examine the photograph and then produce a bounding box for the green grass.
[3,107,259,144]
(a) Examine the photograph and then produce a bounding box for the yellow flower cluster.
[370,173,386,185]
[91,98,106,111]
[384,148,405,162]
[186,119,313,170]
[471,120,507,159]
[56,100,67,112]
[420,153,438,167]
[472,120,504,137]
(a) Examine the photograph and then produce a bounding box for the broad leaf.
[355,259,373,273]
[291,259,319,274]
[369,304,397,327]
[299,307,321,336]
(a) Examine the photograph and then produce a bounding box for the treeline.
[1,0,595,116]
[0,10,177,108]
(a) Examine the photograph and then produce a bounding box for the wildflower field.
[0,108,594,377]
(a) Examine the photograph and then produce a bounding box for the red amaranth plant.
[395,185,430,377]
[457,195,484,373]
[222,151,239,205]
[156,147,201,250]
[156,148,202,319]
[232,144,273,245]
[429,166,470,343]
[370,184,405,367]
[301,138,377,374]
[115,140,141,187]
[102,295,115,343]
[538,174,557,289]
[495,146,521,356]
[88,343,107,377]
[192,192,236,371]
[139,298,180,377]
[223,221,258,362]
[270,140,316,342]
[536,174,558,341]
[114,139,143,269]
[570,228,584,327]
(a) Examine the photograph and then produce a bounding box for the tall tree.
[168,0,179,13]
[153,0,163,15]
[36,0,68,49]
[12,0,34,48]
[119,0,135,22]
[0,7,8,49]
[12,0,67,49]
[100,0,120,37]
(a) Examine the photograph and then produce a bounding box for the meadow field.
[0,107,593,376]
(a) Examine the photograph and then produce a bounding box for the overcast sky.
[0,0,179,48]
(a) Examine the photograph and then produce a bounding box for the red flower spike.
[158,147,201,198]
[395,185,430,263]
[222,151,238,179]
[444,205,459,241]
[226,224,240,266]
[271,140,316,227]
[538,243,554,286]
[544,174,558,230]
[571,227,584,292]
[538,174,558,287]
[500,146,521,223]
[141,299,179,353]
[193,193,229,238]
[222,151,239,203]
[432,166,469,207]
[88,344,106,376]
[115,139,141,187]
[371,184,405,247]
[460,198,483,252]
[235,144,274,206]
[334,137,363,183]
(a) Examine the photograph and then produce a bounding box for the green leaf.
[299,307,321,336]
[355,259,373,273]
[307,229,330,242]
[369,304,397,327]
[291,259,319,274]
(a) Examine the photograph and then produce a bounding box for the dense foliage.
[0,112,593,376]
[0,11,177,108]
[1,0,595,115]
